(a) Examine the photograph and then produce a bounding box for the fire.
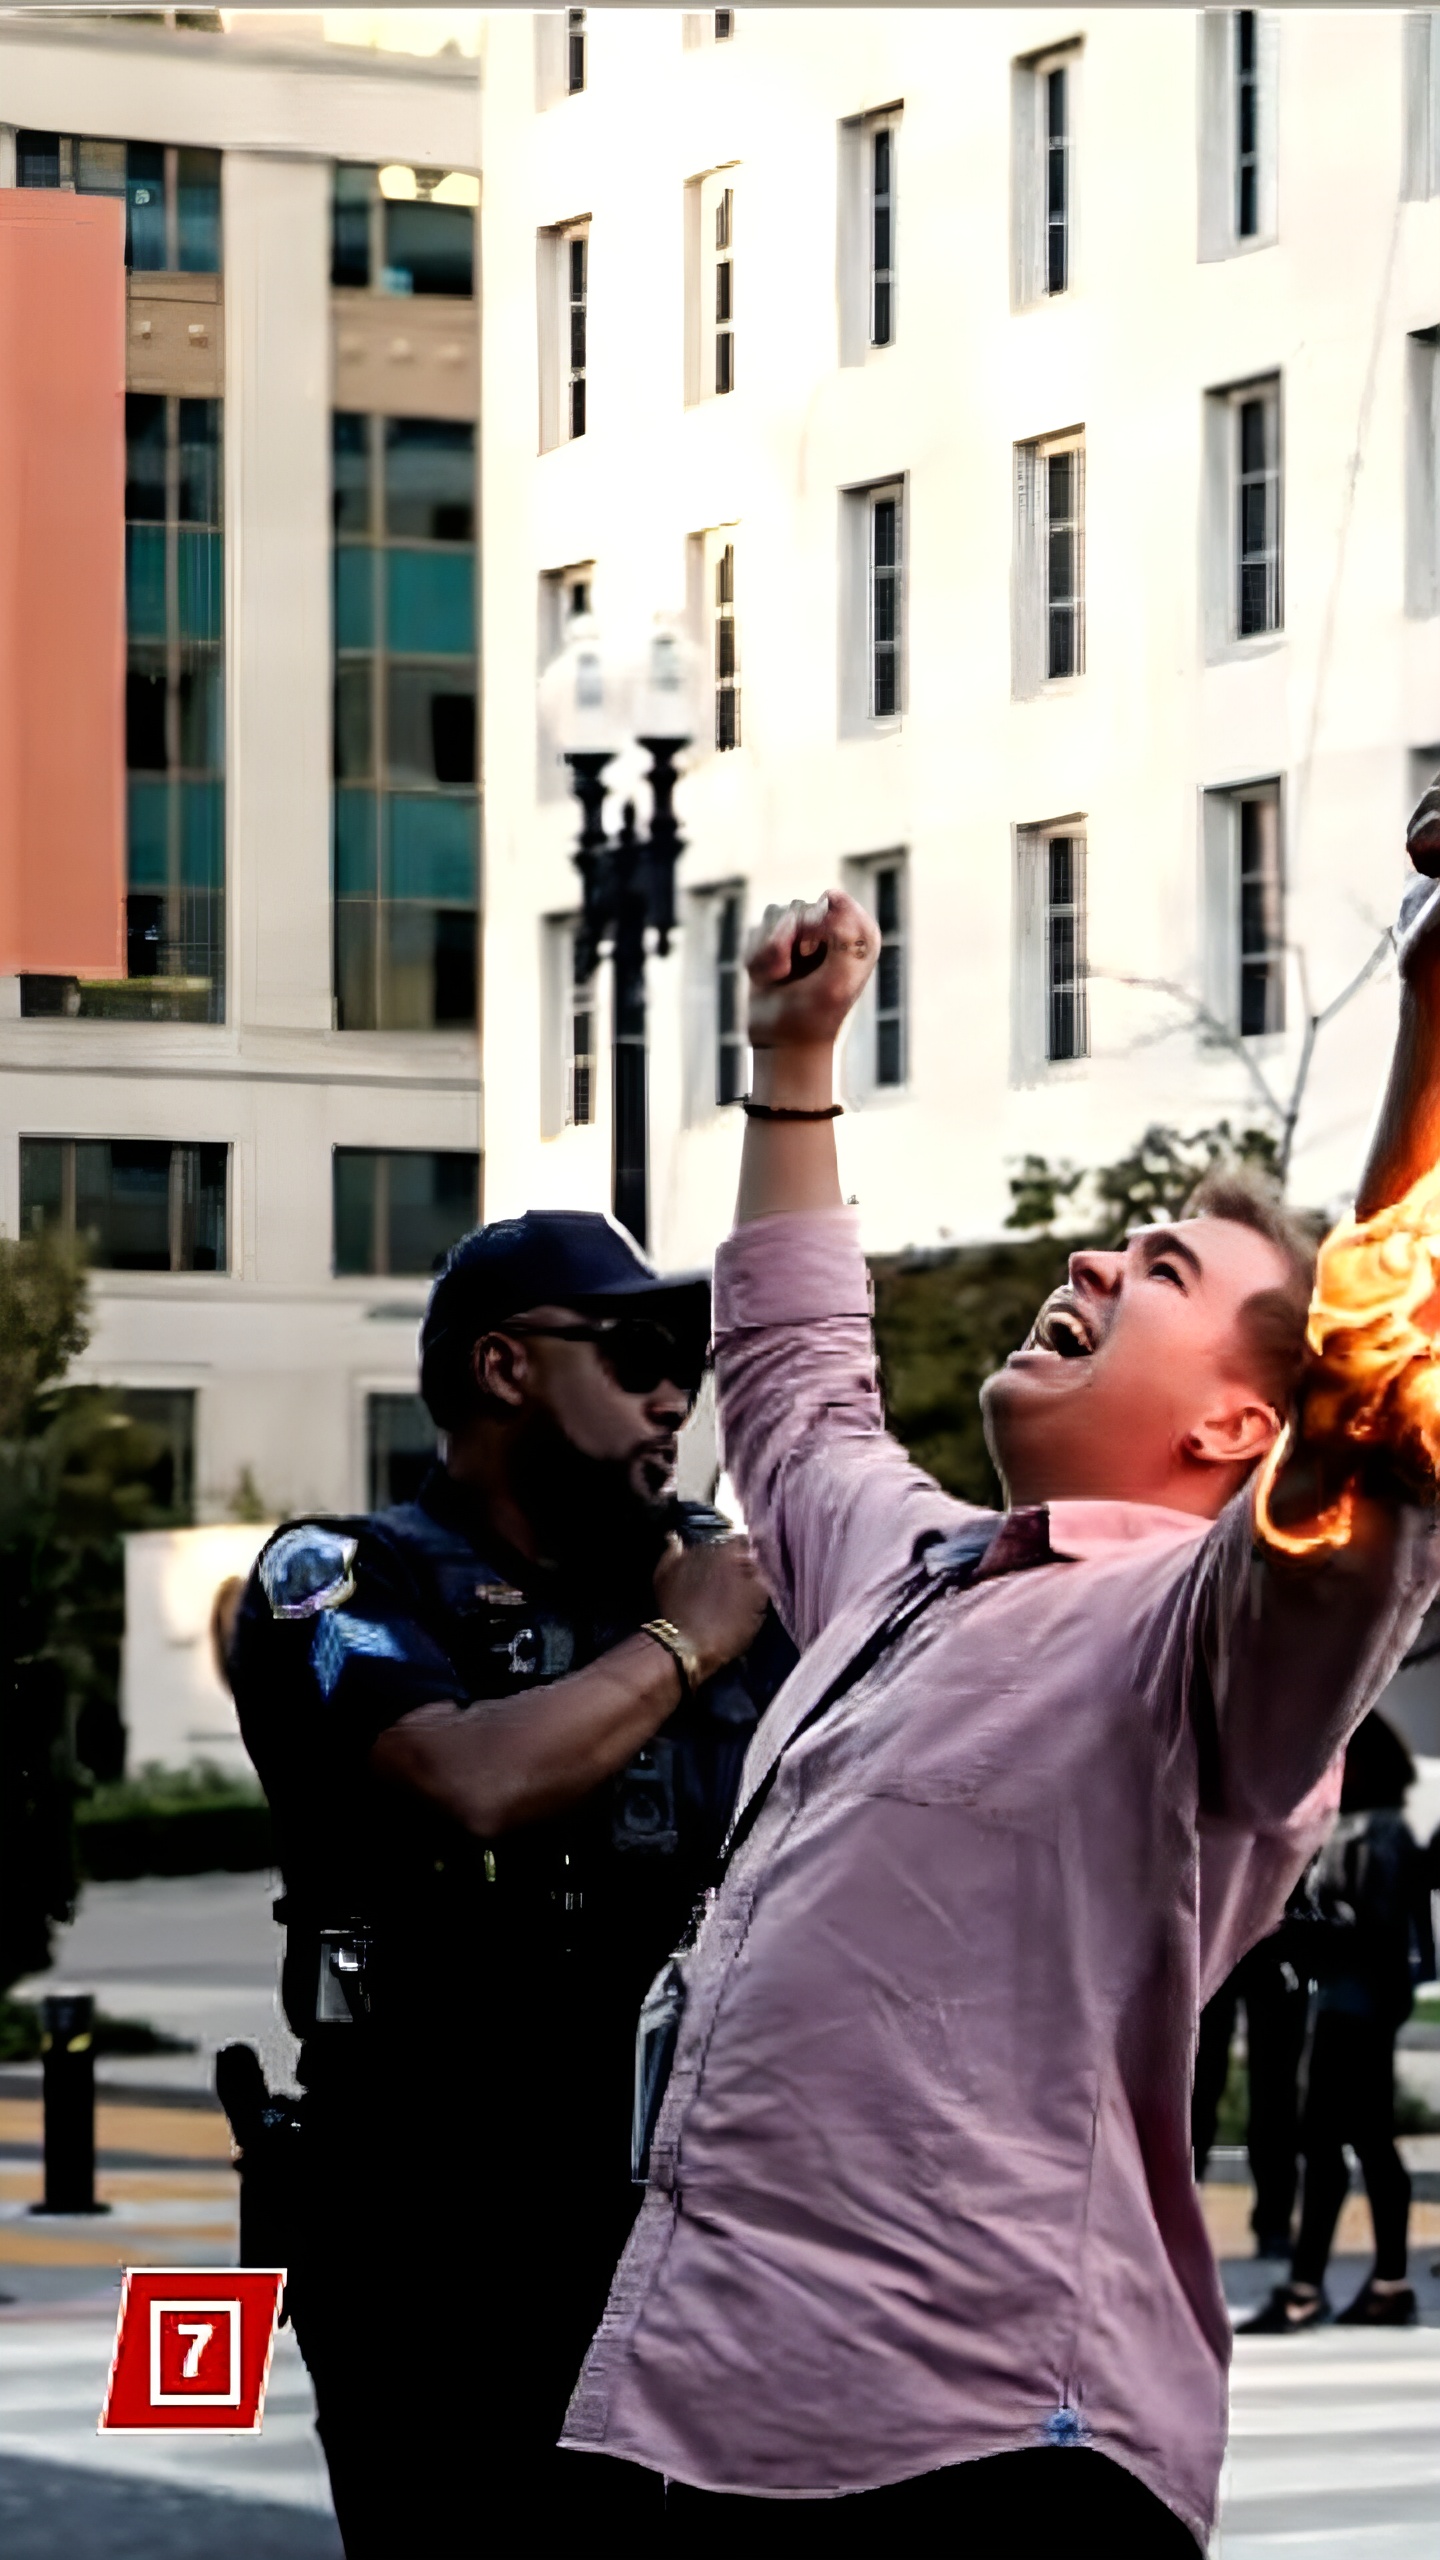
[1255,1160,1440,1555]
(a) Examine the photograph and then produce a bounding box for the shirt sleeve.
[1184,1485,1440,1835]
[231,1522,470,1770]
[713,1208,985,1651]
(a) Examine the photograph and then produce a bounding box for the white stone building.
[0,9,483,1522]
[480,6,1440,1272]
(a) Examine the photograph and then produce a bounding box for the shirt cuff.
[714,1208,873,1332]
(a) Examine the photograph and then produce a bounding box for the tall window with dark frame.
[1235,11,1260,239]
[567,230,588,438]
[1045,64,1070,294]
[870,491,901,718]
[1045,446,1083,680]
[871,125,894,347]
[873,864,906,1086]
[715,187,735,394]
[368,1393,438,1509]
[21,1138,227,1273]
[568,9,587,94]
[333,1147,479,1276]
[332,413,479,1032]
[1238,792,1284,1035]
[715,890,746,1105]
[1236,385,1281,636]
[567,935,596,1127]
[714,542,740,749]
[715,9,735,37]
[17,131,221,270]
[1045,835,1088,1062]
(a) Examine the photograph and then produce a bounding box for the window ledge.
[1205,632,1286,668]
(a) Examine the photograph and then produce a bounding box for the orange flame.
[1255,1160,1440,1554]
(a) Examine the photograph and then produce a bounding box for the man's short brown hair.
[1183,1164,1318,1416]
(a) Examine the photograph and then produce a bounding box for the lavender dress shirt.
[564,1210,1438,2541]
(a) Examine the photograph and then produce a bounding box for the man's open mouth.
[1024,1295,1098,1360]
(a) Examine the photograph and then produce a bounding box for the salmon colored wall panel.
[0,190,126,978]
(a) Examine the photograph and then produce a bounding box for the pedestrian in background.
[1242,1712,1435,2331]
[1192,1916,1310,2260]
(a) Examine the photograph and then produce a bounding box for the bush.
[76,1761,274,1882]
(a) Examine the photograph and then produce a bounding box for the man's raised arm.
[714,893,977,1651]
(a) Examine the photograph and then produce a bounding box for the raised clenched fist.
[744,890,879,1054]
[653,1532,768,1686]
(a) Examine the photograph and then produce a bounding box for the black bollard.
[34,1991,108,2215]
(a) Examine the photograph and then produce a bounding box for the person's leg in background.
[1241,1944,1309,2258]
[1240,2007,1347,2332]
[1192,1970,1241,2181]
[1334,2013,1415,2324]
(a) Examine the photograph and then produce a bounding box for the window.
[685,170,738,403]
[840,481,905,733]
[871,119,896,347]
[1202,781,1284,1038]
[1407,328,1440,617]
[17,132,221,271]
[1011,47,1078,306]
[714,186,735,394]
[1404,13,1440,198]
[1012,822,1089,1077]
[684,11,736,49]
[334,1149,479,1277]
[1198,12,1277,257]
[682,883,747,1120]
[1235,386,1281,637]
[567,226,588,438]
[869,489,902,718]
[367,1393,438,1509]
[715,890,746,1105]
[538,564,596,795]
[568,8,587,93]
[841,856,908,1095]
[713,540,740,749]
[25,394,227,1024]
[1204,378,1282,652]
[110,1388,197,1523]
[21,1140,228,1273]
[1013,431,1084,695]
[332,414,479,1032]
[542,917,599,1135]
[331,163,476,298]
[538,222,590,451]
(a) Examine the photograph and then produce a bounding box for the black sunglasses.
[503,1316,710,1399]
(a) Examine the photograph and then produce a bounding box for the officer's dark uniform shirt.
[230,1464,792,2189]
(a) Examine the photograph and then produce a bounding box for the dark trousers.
[1291,2008,1411,2286]
[664,2450,1201,2557]
[1192,1943,1308,2249]
[286,2077,662,2559]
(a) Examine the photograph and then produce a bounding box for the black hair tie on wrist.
[740,1098,844,1121]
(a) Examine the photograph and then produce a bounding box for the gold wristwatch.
[640,1618,700,1694]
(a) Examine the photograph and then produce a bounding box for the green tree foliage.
[0,1233,183,1993]
[872,1122,1289,1507]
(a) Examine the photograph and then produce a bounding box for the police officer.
[228,1211,783,2559]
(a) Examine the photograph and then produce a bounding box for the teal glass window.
[22,1139,228,1274]
[332,413,478,1030]
[334,1147,479,1276]
[16,134,221,273]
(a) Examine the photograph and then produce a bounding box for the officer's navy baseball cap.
[419,1209,710,1425]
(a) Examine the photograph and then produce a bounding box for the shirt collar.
[1044,1499,1211,1562]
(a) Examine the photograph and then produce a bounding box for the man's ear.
[1183,1392,1282,1472]
[473,1331,527,1411]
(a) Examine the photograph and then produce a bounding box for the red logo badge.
[99,2267,286,2432]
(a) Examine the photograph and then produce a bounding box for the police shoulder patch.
[260,1525,359,1621]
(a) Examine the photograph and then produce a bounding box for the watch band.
[640,1617,700,1694]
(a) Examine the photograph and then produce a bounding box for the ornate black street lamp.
[542,620,699,1250]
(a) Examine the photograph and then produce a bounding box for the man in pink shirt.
[565,802,1440,2553]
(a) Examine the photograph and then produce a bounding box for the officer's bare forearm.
[368,1634,684,1837]
[735,1045,844,1223]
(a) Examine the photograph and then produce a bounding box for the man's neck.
[441,1426,544,1564]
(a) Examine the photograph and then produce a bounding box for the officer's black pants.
[287,2076,662,2559]
[1291,2008,1411,2286]
[663,2449,1202,2556]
